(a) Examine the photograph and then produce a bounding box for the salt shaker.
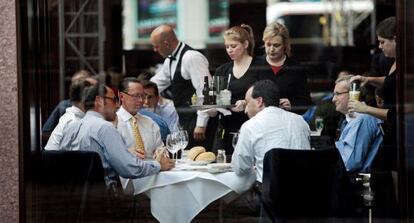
[216,149,227,163]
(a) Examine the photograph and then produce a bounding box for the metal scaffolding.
[58,0,105,98]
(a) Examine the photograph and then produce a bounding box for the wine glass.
[166,133,180,164]
[231,132,239,149]
[177,130,189,161]
[314,116,324,135]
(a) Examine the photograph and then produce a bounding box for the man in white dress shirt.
[116,77,163,159]
[44,77,91,150]
[232,80,311,183]
[150,25,211,142]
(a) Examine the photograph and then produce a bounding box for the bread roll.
[188,146,206,161]
[195,152,216,162]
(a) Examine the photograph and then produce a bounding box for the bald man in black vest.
[150,25,212,144]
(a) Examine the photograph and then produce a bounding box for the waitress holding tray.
[193,24,273,155]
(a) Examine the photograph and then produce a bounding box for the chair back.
[36,150,109,222]
[260,148,355,221]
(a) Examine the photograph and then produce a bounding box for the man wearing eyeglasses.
[333,75,383,173]
[116,77,165,159]
[59,84,174,186]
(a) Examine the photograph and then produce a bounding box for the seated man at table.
[116,77,164,159]
[42,69,97,133]
[230,80,311,213]
[44,78,92,150]
[59,84,174,186]
[232,80,311,181]
[333,75,383,173]
[142,80,180,132]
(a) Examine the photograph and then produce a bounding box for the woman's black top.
[256,56,312,114]
[213,57,273,153]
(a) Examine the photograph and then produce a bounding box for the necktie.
[131,116,145,153]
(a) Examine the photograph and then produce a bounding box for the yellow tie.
[131,116,145,153]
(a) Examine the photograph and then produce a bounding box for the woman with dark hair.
[349,17,396,121]
[348,16,398,217]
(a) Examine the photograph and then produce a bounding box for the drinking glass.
[166,133,180,164]
[177,130,189,161]
[315,116,324,134]
[231,132,239,149]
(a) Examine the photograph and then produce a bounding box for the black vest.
[170,43,196,107]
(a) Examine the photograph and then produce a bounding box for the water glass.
[231,132,239,149]
[166,133,180,163]
[315,116,324,134]
[216,149,227,163]
[219,90,231,105]
[177,130,189,161]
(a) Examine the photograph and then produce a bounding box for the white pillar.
[122,0,138,50]
[177,0,208,49]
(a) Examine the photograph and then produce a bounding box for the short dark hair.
[119,77,142,93]
[137,72,153,82]
[376,16,396,39]
[142,81,159,96]
[251,80,280,107]
[82,84,107,111]
[69,79,91,103]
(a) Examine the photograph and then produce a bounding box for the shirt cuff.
[147,160,161,173]
[196,111,210,127]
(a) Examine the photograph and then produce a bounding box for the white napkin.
[204,108,232,116]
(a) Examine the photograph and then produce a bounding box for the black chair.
[36,150,113,222]
[260,148,355,222]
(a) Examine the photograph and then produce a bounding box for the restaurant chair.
[36,150,127,222]
[260,148,356,222]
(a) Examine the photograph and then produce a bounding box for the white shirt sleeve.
[181,51,211,98]
[150,60,172,93]
[231,124,255,176]
[196,110,210,127]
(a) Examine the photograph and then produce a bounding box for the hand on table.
[159,156,175,171]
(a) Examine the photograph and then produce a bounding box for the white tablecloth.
[120,167,256,223]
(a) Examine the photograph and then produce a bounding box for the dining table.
[120,162,256,223]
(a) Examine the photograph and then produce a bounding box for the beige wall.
[0,0,19,222]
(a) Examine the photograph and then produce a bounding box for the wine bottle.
[203,76,210,105]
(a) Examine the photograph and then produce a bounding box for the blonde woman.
[260,22,312,113]
[194,24,273,154]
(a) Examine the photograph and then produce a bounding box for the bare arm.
[348,100,389,121]
[350,75,386,88]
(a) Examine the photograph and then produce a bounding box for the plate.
[187,160,214,165]
[207,163,233,173]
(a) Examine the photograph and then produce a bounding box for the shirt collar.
[86,110,104,119]
[117,106,135,122]
[345,112,360,122]
[66,105,85,118]
[169,42,183,59]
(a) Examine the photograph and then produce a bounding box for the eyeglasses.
[103,96,118,103]
[333,91,349,97]
[144,94,155,100]
[122,92,145,100]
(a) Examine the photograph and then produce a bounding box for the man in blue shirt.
[59,84,174,186]
[142,80,180,132]
[332,75,383,173]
